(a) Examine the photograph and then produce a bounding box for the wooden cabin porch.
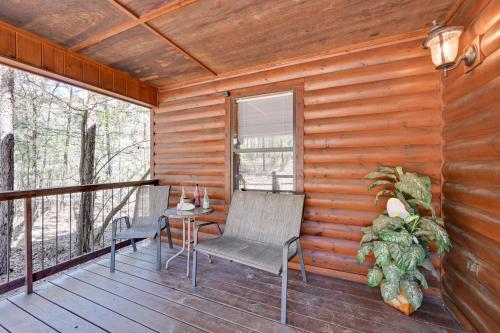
[0,240,463,333]
[0,0,498,332]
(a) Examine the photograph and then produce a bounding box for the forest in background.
[0,64,150,282]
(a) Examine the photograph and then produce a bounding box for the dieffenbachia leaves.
[382,263,400,283]
[367,267,383,287]
[372,215,404,233]
[360,233,376,244]
[378,229,413,247]
[407,199,436,218]
[400,279,423,310]
[395,172,432,204]
[380,281,399,302]
[397,244,426,272]
[374,189,394,205]
[373,241,391,267]
[420,218,451,255]
[357,242,373,264]
[421,258,440,281]
[368,180,394,191]
[366,171,397,181]
[408,269,428,290]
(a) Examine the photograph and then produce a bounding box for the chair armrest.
[112,216,130,228]
[157,215,167,227]
[195,221,222,234]
[282,236,300,264]
[194,222,222,246]
[111,216,130,239]
[283,236,300,248]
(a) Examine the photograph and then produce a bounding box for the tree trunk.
[41,82,59,187]
[62,87,73,183]
[77,108,96,254]
[104,102,112,180]
[31,100,38,188]
[0,67,15,275]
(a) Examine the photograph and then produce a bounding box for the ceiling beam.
[443,0,468,23]
[142,24,217,76]
[71,0,217,76]
[70,0,196,51]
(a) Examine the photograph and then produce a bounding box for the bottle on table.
[202,188,210,209]
[180,186,186,203]
[194,184,201,207]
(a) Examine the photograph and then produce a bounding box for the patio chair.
[192,190,307,324]
[110,185,173,272]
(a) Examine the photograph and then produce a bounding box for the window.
[232,91,295,192]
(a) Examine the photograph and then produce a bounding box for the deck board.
[0,299,55,332]
[9,292,105,332]
[0,241,464,333]
[49,275,204,333]
[67,269,254,333]
[36,282,156,333]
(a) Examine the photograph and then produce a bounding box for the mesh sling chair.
[192,190,307,324]
[110,185,173,272]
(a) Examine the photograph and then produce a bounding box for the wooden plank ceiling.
[0,0,457,87]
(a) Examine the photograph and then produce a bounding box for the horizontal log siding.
[441,0,500,331]
[154,37,442,287]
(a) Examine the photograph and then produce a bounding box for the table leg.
[165,217,187,269]
[187,217,191,277]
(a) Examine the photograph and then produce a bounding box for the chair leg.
[192,250,198,287]
[165,218,173,249]
[110,220,117,273]
[297,241,307,283]
[156,229,162,271]
[281,261,288,324]
[110,239,116,273]
[124,217,136,251]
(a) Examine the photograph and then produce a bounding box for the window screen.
[233,91,294,192]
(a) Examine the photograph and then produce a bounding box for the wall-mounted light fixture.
[422,21,479,76]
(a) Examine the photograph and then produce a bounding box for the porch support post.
[24,197,33,294]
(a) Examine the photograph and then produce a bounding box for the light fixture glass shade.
[423,25,463,69]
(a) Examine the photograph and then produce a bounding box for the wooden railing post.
[24,197,33,294]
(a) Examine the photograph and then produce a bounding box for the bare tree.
[0,67,15,274]
[104,102,112,180]
[62,86,74,183]
[77,103,97,254]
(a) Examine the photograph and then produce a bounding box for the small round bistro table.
[164,207,214,277]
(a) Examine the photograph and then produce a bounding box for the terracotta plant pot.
[386,291,416,315]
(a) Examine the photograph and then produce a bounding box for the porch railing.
[0,179,159,295]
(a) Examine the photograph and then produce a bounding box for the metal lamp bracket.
[464,35,482,73]
[443,36,482,77]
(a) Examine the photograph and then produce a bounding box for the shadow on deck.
[0,241,463,333]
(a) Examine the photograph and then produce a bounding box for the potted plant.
[357,166,451,315]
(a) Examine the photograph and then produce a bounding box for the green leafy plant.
[358,166,451,311]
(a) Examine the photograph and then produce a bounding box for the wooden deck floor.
[0,241,463,333]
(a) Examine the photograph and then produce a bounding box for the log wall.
[441,0,500,331]
[154,35,443,287]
